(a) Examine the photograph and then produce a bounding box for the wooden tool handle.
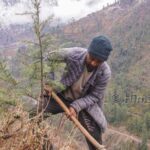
[52,92,106,150]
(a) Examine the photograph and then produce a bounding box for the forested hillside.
[0,0,150,149]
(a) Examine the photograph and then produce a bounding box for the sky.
[0,0,116,26]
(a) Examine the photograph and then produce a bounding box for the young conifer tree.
[28,0,58,117]
[25,0,68,117]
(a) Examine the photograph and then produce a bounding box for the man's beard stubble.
[85,63,97,72]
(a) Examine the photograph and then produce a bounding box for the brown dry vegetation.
[1,104,149,150]
[0,105,87,150]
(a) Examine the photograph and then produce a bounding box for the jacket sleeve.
[44,48,70,62]
[45,48,78,92]
[70,68,111,113]
[44,47,86,62]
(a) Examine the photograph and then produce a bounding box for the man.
[43,35,113,150]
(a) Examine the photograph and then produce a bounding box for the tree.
[20,0,67,116]
[139,123,148,150]
[144,112,150,133]
[0,59,17,108]
[127,117,143,135]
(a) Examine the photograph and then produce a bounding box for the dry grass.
[0,105,83,150]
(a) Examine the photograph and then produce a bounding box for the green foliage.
[105,103,128,124]
[0,60,17,86]
[144,112,150,130]
[143,112,150,139]
[0,59,18,109]
[139,123,148,150]
[127,116,143,136]
[0,0,64,115]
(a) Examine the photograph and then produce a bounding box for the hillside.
[0,0,150,149]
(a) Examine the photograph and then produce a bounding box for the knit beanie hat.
[88,35,113,61]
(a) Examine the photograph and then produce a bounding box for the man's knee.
[41,96,63,114]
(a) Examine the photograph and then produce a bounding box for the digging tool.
[50,91,106,150]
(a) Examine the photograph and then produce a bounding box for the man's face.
[85,53,104,72]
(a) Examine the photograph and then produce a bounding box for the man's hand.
[67,107,77,119]
[44,84,52,96]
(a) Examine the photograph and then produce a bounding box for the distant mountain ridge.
[1,23,33,46]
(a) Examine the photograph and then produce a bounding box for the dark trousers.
[43,93,102,150]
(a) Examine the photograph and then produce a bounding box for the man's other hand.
[67,107,77,119]
[44,84,52,96]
